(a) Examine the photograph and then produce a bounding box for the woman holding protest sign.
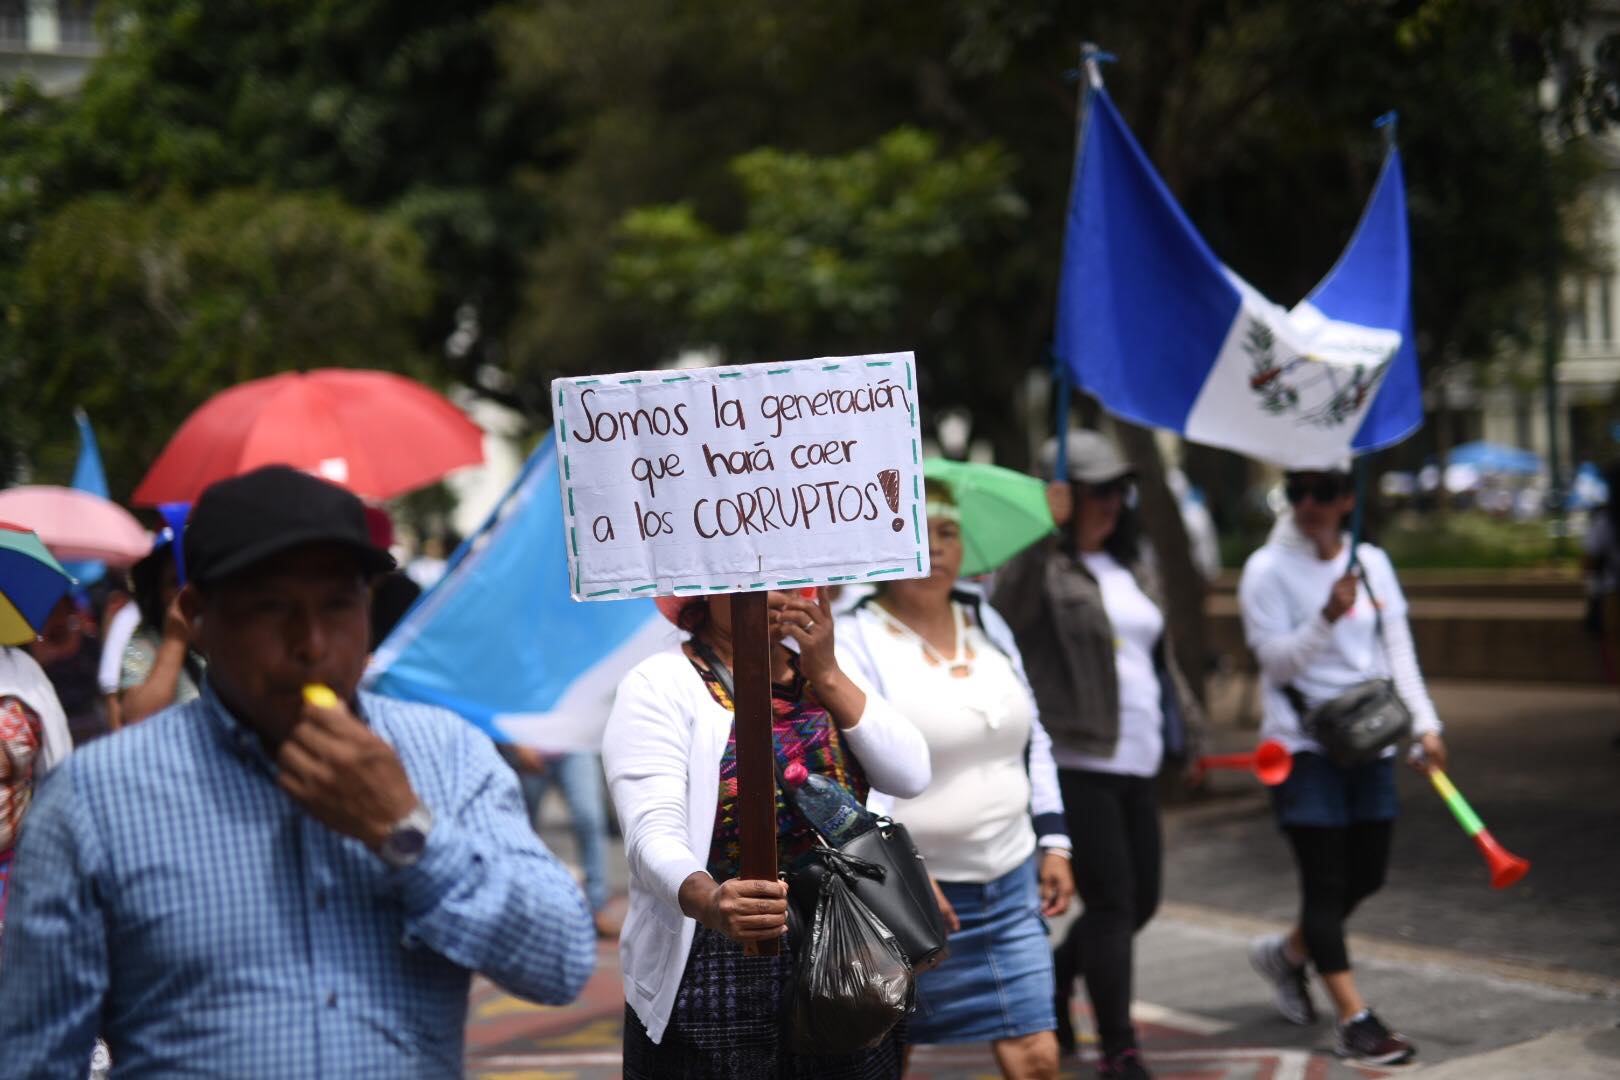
[840,479,1074,1080]
[605,587,930,1079]
[1237,464,1444,1067]
[992,431,1204,1080]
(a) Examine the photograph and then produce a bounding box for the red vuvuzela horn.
[1427,768,1530,890]
[1194,739,1293,786]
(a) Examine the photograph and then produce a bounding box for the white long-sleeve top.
[1238,516,1441,756]
[603,644,930,1045]
[838,587,1069,876]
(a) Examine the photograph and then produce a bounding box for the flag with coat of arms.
[1054,69,1422,469]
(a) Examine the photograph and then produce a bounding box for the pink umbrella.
[0,486,152,567]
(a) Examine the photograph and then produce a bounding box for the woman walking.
[604,588,929,1079]
[1237,465,1445,1066]
[993,431,1202,1080]
[841,480,1074,1080]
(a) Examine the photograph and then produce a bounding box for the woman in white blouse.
[1238,466,1445,1068]
[842,481,1075,1080]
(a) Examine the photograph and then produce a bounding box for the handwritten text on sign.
[553,353,929,601]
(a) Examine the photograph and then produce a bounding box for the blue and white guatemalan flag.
[1054,82,1422,469]
[366,435,675,751]
[64,408,109,587]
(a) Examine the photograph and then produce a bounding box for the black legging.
[1056,769,1161,1056]
[1283,822,1393,975]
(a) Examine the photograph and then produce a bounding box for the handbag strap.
[691,638,877,855]
[690,637,800,809]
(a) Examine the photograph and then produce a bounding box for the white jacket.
[1238,516,1441,755]
[603,645,931,1044]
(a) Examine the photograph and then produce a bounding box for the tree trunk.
[1115,419,1207,702]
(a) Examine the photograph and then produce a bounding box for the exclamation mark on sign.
[878,469,903,531]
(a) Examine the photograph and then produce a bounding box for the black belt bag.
[1284,563,1412,767]
[1288,677,1412,767]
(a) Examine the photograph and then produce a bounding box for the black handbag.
[691,641,950,972]
[784,817,949,973]
[1284,565,1413,767]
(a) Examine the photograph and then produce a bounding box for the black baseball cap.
[184,465,397,587]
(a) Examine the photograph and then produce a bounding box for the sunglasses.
[1081,478,1133,500]
[1285,477,1347,505]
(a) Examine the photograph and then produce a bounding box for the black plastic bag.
[787,865,913,1055]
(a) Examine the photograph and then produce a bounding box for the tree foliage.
[609,129,1026,367]
[13,189,431,494]
[0,0,1609,536]
[0,0,557,487]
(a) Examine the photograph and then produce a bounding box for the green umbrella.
[922,458,1056,577]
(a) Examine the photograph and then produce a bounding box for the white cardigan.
[603,644,931,1045]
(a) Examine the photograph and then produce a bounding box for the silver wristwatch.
[377,803,434,870]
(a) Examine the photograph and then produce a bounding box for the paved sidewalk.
[465,904,1618,1078]
[466,679,1620,1077]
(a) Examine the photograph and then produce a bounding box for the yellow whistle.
[302,684,339,709]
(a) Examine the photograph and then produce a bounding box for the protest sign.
[552,352,930,600]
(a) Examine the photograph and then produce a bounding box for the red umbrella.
[133,369,485,506]
[0,486,151,566]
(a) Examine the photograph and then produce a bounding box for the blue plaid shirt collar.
[197,680,276,774]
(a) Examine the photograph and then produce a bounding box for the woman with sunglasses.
[993,430,1203,1080]
[1237,466,1445,1067]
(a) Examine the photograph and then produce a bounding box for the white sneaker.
[1248,933,1317,1025]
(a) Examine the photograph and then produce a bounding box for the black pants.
[1282,822,1393,975]
[1056,769,1162,1056]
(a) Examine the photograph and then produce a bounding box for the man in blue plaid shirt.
[0,466,597,1078]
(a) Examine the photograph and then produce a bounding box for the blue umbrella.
[1447,441,1541,476]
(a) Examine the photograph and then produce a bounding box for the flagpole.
[1052,43,1112,483]
[1348,111,1400,570]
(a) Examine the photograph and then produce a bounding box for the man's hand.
[1038,850,1076,917]
[680,873,788,943]
[277,691,420,851]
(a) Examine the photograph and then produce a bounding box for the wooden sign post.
[552,353,929,955]
[728,590,777,953]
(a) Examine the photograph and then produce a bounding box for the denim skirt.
[1270,751,1398,828]
[906,853,1056,1044]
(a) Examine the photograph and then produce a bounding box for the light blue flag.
[1055,83,1423,469]
[366,434,675,751]
[64,408,109,586]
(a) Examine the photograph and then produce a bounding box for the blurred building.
[1469,3,1620,476]
[0,0,100,96]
